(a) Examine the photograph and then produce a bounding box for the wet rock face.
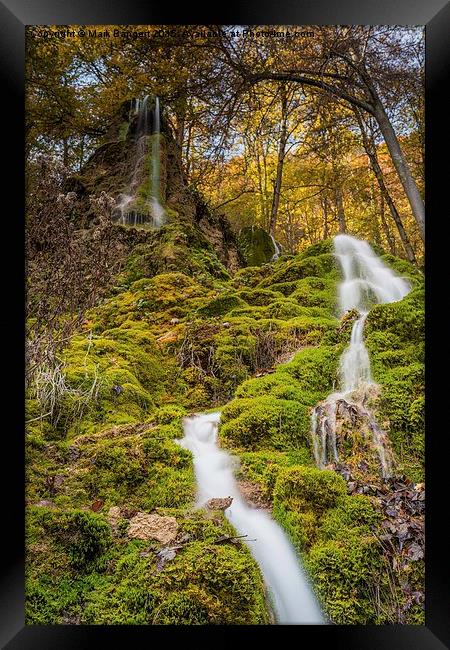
[66,99,243,272]
[311,382,394,481]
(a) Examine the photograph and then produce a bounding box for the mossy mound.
[119,220,231,286]
[26,507,268,625]
[271,466,393,624]
[366,285,425,481]
[220,344,342,453]
[220,396,311,450]
[238,226,276,266]
[26,415,194,513]
[259,253,338,286]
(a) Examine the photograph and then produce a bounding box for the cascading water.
[270,233,282,261]
[149,96,165,228]
[311,234,411,478]
[179,412,324,625]
[116,95,165,228]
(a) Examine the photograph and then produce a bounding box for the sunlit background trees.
[26,24,424,262]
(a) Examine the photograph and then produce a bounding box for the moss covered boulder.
[238,226,276,266]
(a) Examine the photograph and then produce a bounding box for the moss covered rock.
[220,396,311,450]
[238,226,276,266]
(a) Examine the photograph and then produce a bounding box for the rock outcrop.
[66,99,244,273]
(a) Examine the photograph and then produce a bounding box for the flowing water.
[116,95,165,228]
[270,233,282,261]
[179,412,324,625]
[311,234,411,477]
[149,96,165,228]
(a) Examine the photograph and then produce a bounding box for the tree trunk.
[370,181,382,247]
[379,195,396,256]
[254,147,267,228]
[175,117,184,154]
[355,110,417,265]
[372,96,425,242]
[78,135,85,173]
[269,87,288,236]
[184,124,192,180]
[62,138,69,168]
[246,61,425,240]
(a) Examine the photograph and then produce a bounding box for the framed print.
[1,0,449,647]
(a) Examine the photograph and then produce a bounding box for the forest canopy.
[26,24,424,261]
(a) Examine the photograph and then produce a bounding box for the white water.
[311,234,411,477]
[179,412,324,625]
[116,95,165,228]
[150,96,165,227]
[270,233,282,261]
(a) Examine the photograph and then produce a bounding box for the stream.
[178,234,411,623]
[179,411,324,625]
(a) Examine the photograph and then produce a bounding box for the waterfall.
[339,314,372,393]
[116,95,165,228]
[310,234,410,478]
[270,233,282,261]
[150,96,165,228]
[178,412,325,625]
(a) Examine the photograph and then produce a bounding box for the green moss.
[92,272,208,329]
[365,286,425,481]
[26,419,195,512]
[306,536,384,624]
[237,288,284,306]
[231,265,272,288]
[366,287,424,349]
[26,507,269,625]
[266,281,299,296]
[121,221,230,285]
[259,253,338,286]
[318,494,381,540]
[118,121,130,141]
[273,466,347,517]
[52,327,168,437]
[28,507,112,570]
[197,292,246,318]
[299,239,333,258]
[380,254,424,284]
[220,396,311,450]
[283,345,341,393]
[238,226,275,266]
[290,276,337,311]
[150,404,187,425]
[236,449,314,500]
[271,466,389,624]
[82,537,268,624]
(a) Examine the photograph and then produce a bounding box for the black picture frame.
[1,0,448,647]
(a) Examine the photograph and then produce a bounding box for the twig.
[213,534,256,544]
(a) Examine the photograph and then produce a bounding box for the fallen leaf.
[91,499,104,512]
[155,547,177,571]
[407,542,424,561]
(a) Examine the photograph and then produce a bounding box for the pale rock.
[107,506,122,527]
[127,512,178,544]
[206,496,233,511]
